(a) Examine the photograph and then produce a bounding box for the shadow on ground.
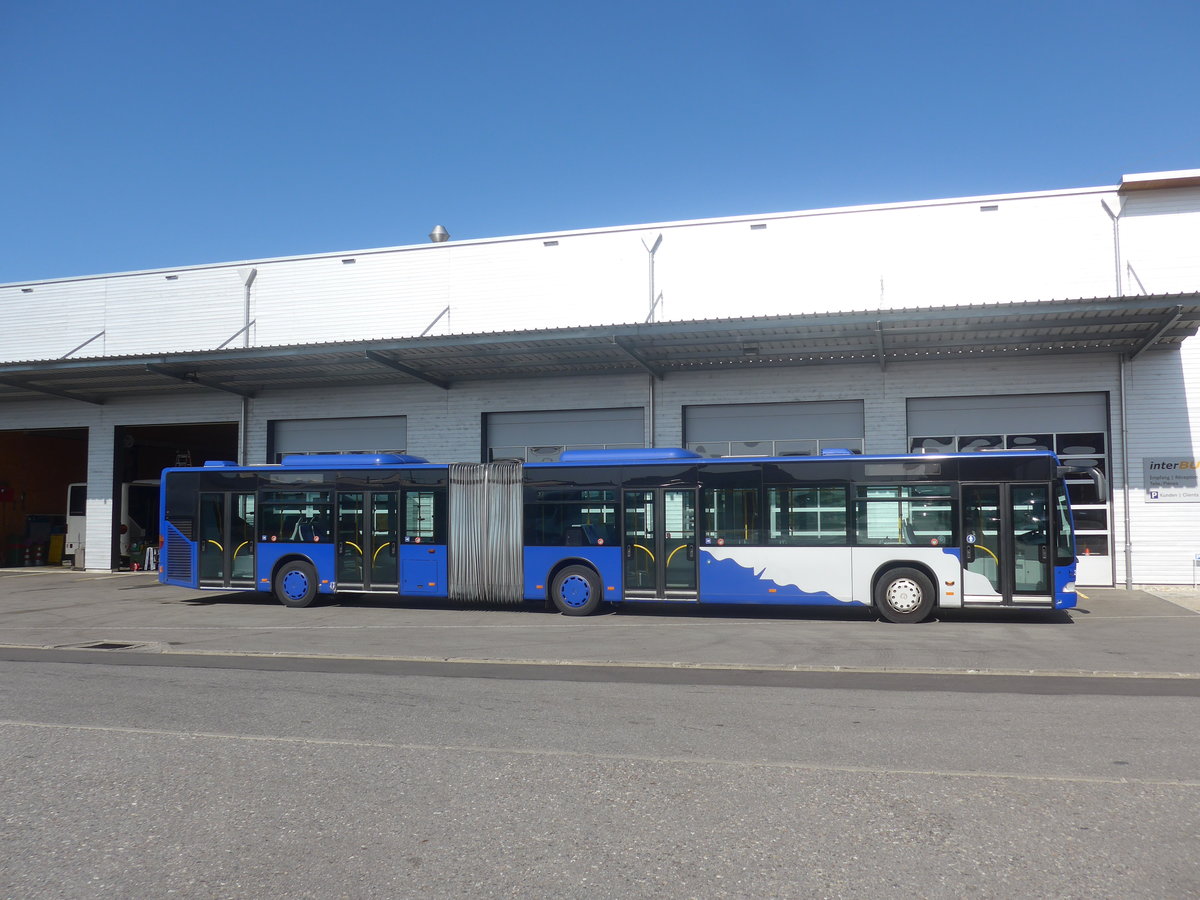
[180,590,1079,625]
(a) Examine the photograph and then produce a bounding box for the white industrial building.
[1,168,1198,586]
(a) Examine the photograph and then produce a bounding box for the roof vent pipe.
[429,225,450,243]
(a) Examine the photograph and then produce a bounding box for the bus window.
[1055,481,1074,565]
[524,489,617,546]
[855,484,955,547]
[404,489,448,544]
[703,487,759,545]
[767,486,847,545]
[259,490,333,544]
[1011,485,1050,593]
[231,494,256,580]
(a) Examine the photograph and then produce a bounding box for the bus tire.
[549,565,602,616]
[874,567,935,624]
[274,559,319,608]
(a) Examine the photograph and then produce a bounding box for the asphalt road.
[2,653,1198,898]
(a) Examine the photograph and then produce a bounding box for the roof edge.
[1119,168,1200,193]
[2,183,1121,290]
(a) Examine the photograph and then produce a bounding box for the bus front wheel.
[550,565,602,616]
[874,567,935,624]
[274,560,319,608]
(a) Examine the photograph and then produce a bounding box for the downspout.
[1119,357,1133,589]
[238,267,258,466]
[642,235,663,449]
[648,374,656,448]
[1101,199,1133,589]
[240,398,250,466]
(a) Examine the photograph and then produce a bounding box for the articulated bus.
[157,448,1105,623]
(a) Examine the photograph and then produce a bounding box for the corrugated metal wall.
[0,184,1132,364]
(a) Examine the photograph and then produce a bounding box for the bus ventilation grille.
[165,527,193,582]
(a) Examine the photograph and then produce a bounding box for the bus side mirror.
[1057,464,1108,503]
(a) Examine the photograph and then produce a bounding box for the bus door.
[336,491,399,592]
[622,488,698,600]
[197,491,256,589]
[961,484,1052,605]
[399,488,444,596]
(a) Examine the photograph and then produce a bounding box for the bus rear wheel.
[274,560,319,608]
[874,567,935,624]
[550,565,602,616]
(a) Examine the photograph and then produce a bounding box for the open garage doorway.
[0,428,87,568]
[111,422,238,570]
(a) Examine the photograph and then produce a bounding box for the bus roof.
[170,448,1061,474]
[529,449,1061,467]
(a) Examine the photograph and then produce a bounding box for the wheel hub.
[559,574,591,607]
[282,570,310,600]
[885,578,922,613]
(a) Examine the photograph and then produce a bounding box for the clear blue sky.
[3,0,1198,283]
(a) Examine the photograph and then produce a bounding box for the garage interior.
[0,428,86,566]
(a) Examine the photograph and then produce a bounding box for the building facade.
[2,169,1198,585]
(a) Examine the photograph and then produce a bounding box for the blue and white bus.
[157,448,1104,623]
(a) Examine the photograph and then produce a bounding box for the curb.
[3,643,1198,681]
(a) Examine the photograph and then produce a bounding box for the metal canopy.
[1,293,1198,405]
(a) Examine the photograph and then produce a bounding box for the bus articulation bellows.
[158,448,1105,623]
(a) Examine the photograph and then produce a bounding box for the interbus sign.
[1144,458,1200,502]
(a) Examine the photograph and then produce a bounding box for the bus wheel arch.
[872,563,936,624]
[547,560,604,616]
[272,556,320,608]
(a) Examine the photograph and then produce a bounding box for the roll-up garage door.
[684,400,865,457]
[270,416,407,461]
[908,393,1107,442]
[486,408,644,462]
[907,392,1111,586]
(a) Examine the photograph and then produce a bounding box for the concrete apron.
[0,570,1198,678]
